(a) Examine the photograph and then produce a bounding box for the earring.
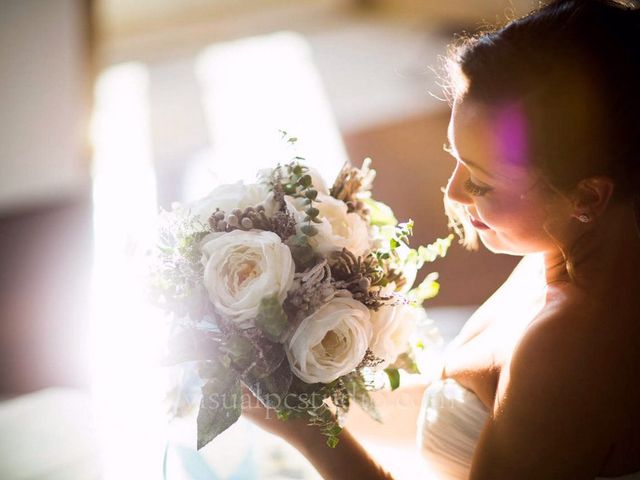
[577,213,591,223]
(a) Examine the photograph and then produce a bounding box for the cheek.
[476,195,551,247]
[475,194,526,226]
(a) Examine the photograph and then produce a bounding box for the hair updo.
[444,0,640,242]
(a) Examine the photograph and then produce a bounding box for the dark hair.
[447,0,640,204]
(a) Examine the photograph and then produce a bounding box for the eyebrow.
[443,142,495,179]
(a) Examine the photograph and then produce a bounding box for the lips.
[468,213,490,230]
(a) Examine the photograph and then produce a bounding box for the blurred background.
[0,0,536,478]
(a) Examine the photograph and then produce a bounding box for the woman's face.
[445,98,570,255]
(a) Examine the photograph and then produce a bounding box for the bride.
[243,0,640,477]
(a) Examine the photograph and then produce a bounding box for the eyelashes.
[463,178,492,197]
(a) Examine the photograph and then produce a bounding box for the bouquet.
[152,139,452,449]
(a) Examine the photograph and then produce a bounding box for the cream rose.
[369,304,420,368]
[190,181,277,225]
[286,297,372,384]
[286,192,371,256]
[306,166,329,195]
[200,230,294,328]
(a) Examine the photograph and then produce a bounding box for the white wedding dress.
[417,378,640,479]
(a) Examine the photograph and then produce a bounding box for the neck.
[543,250,570,285]
[542,202,640,288]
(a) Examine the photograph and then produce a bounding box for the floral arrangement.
[151,138,452,449]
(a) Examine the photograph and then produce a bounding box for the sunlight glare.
[89,62,168,480]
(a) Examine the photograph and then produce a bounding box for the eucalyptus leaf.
[197,378,242,450]
[301,224,318,236]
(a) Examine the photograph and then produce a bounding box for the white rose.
[369,304,420,368]
[190,181,277,225]
[200,229,295,328]
[286,297,372,384]
[285,193,371,256]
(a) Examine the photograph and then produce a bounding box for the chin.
[477,231,527,256]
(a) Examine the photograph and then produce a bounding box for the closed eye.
[463,178,492,196]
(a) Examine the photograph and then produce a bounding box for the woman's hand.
[240,385,311,444]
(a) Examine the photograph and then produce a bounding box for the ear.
[570,176,615,220]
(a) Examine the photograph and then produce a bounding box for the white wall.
[376,0,537,23]
[0,0,91,213]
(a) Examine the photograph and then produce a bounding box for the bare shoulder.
[469,284,621,478]
[497,282,618,414]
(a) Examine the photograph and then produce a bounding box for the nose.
[445,161,473,205]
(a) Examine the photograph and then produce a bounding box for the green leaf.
[244,360,293,409]
[362,198,398,226]
[255,295,289,341]
[301,224,318,236]
[198,359,230,380]
[326,436,340,448]
[283,183,297,195]
[305,207,320,218]
[299,174,312,187]
[384,367,400,390]
[222,335,253,370]
[197,378,242,450]
[291,244,315,267]
[343,373,381,423]
[387,352,420,375]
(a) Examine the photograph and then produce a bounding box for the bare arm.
[341,380,429,446]
[292,425,395,480]
[242,386,394,479]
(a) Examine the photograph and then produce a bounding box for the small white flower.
[189,181,278,225]
[369,303,420,368]
[286,297,372,384]
[285,192,371,257]
[200,229,294,328]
